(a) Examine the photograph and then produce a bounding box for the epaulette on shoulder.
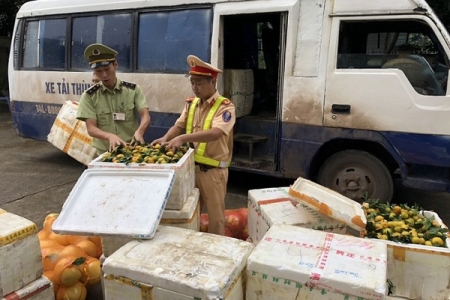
[185,97,195,103]
[222,98,231,105]
[86,84,100,96]
[120,81,137,90]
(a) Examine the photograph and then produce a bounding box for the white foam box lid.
[289,177,367,232]
[249,186,348,233]
[247,224,387,300]
[0,211,43,297]
[103,225,254,299]
[52,168,175,239]
[1,276,54,300]
[374,210,450,300]
[47,100,96,166]
[88,148,195,210]
[101,188,200,257]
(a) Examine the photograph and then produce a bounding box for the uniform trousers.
[195,166,228,235]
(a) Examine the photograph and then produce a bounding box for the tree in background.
[0,0,30,37]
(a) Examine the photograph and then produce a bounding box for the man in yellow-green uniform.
[77,43,150,154]
[152,55,236,235]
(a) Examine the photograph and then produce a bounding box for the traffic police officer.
[152,55,236,235]
[76,43,150,154]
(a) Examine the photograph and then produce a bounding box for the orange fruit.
[43,213,59,232]
[53,256,84,287]
[48,232,69,246]
[59,245,87,259]
[76,240,97,258]
[66,235,89,246]
[56,281,87,300]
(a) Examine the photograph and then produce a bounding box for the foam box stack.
[248,187,352,245]
[103,226,254,300]
[0,210,43,297]
[101,188,200,257]
[89,148,195,210]
[378,211,450,300]
[246,224,388,300]
[1,276,54,300]
[223,69,254,118]
[47,100,97,165]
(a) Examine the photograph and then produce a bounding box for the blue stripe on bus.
[9,100,179,142]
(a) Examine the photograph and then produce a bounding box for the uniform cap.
[187,55,222,79]
[84,43,118,69]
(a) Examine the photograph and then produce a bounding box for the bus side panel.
[382,132,450,167]
[279,122,407,179]
[9,100,60,140]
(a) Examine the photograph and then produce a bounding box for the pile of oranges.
[38,213,102,300]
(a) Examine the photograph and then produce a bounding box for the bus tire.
[317,150,393,203]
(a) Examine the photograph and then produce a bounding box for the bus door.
[221,12,287,175]
[321,15,450,199]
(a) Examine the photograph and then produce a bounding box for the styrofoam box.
[52,169,175,240]
[1,276,54,300]
[375,211,450,300]
[47,100,97,166]
[103,226,254,300]
[101,188,201,257]
[223,69,254,118]
[89,148,195,210]
[248,187,355,245]
[0,211,42,297]
[247,224,388,300]
[289,177,367,233]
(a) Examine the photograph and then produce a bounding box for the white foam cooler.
[246,224,388,300]
[101,188,201,257]
[89,148,195,209]
[378,211,450,300]
[1,276,54,300]
[47,100,97,165]
[103,226,254,300]
[0,211,42,297]
[248,187,351,245]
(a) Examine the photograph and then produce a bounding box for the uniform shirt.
[76,79,148,153]
[175,91,236,163]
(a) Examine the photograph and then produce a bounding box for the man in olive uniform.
[152,55,236,235]
[76,43,150,154]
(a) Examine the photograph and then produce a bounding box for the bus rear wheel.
[317,150,393,203]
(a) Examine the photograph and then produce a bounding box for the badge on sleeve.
[222,111,232,123]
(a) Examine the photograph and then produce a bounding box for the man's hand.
[150,137,167,146]
[133,130,145,144]
[163,135,184,150]
[107,134,127,152]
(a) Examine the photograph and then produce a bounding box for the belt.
[195,162,217,172]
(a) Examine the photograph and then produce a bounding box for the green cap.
[84,43,118,69]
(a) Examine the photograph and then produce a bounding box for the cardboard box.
[101,188,201,257]
[377,211,450,300]
[248,187,355,245]
[223,69,254,118]
[246,224,388,300]
[0,211,42,297]
[289,177,367,233]
[1,276,54,300]
[47,100,97,165]
[89,148,195,210]
[103,226,254,299]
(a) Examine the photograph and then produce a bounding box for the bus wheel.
[317,150,393,203]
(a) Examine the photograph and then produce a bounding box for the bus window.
[337,19,448,95]
[71,13,132,71]
[137,8,212,73]
[22,18,66,69]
